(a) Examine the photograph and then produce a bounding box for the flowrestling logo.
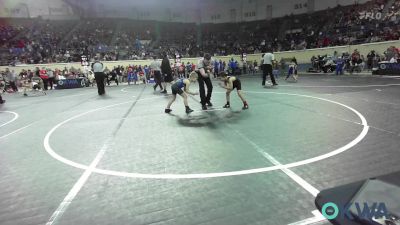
[57,79,85,88]
[321,202,389,221]
[359,11,383,20]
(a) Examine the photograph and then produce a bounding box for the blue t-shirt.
[214,61,219,70]
[336,58,345,67]
[229,61,236,70]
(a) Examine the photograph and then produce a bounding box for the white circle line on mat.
[43,91,369,179]
[0,111,19,128]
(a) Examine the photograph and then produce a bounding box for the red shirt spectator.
[179,64,185,72]
[323,37,330,47]
[39,69,48,79]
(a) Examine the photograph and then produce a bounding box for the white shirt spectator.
[150,60,161,71]
[8,70,17,82]
[92,61,104,72]
[48,70,54,78]
[263,53,275,65]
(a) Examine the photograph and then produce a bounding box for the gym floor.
[1,73,400,225]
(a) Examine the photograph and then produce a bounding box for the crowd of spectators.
[308,45,399,75]
[1,44,398,95]
[0,0,399,66]
[0,60,198,93]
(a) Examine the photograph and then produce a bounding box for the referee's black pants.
[262,64,277,85]
[197,72,213,106]
[94,72,105,95]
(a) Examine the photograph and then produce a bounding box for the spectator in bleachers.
[213,60,220,78]
[367,50,376,70]
[47,69,55,90]
[6,68,18,92]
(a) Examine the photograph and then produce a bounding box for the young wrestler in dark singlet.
[218,72,249,110]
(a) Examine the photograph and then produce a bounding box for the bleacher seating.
[0,0,398,65]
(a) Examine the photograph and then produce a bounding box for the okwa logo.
[322,202,389,221]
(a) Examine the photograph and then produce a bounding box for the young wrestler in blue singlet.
[165,72,198,114]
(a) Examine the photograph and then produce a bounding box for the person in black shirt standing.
[161,53,173,94]
[367,50,375,71]
[196,53,214,110]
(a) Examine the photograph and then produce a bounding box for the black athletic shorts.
[171,84,183,95]
[154,71,162,81]
[232,79,241,90]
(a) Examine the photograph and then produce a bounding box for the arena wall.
[0,0,73,18]
[2,40,399,74]
[1,0,370,23]
[94,0,370,23]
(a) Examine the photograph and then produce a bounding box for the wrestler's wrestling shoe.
[185,107,193,114]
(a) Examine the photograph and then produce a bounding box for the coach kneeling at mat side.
[92,58,106,95]
[196,53,213,110]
